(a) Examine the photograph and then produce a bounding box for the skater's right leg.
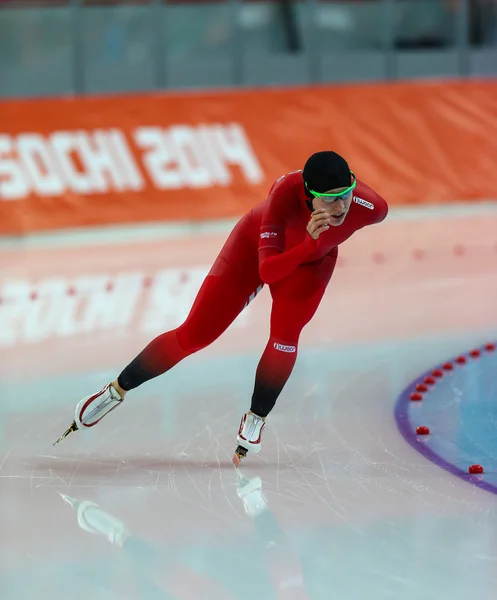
[117,271,259,391]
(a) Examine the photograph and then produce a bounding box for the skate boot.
[53,383,123,445]
[59,493,130,547]
[232,412,266,467]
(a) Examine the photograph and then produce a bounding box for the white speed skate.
[53,383,123,445]
[232,412,266,467]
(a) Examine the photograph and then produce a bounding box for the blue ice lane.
[399,347,497,489]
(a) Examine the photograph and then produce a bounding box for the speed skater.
[54,150,388,466]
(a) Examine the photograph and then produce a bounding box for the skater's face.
[307,172,356,226]
[311,187,353,226]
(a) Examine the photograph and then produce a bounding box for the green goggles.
[306,172,356,201]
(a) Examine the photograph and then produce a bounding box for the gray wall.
[1,0,496,98]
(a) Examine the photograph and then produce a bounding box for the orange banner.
[1,80,497,235]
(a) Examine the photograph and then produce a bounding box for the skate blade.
[53,421,78,446]
[232,445,248,468]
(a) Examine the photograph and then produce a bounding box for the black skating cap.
[302,151,351,194]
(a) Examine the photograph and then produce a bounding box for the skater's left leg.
[251,259,336,417]
[235,250,337,461]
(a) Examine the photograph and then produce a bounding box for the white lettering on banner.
[0,267,255,347]
[77,129,144,193]
[50,131,94,195]
[0,267,253,348]
[141,267,208,333]
[0,274,142,346]
[106,129,144,191]
[0,281,31,346]
[0,135,29,200]
[81,274,143,333]
[22,278,81,343]
[209,123,264,185]
[77,131,119,193]
[197,125,231,187]
[53,295,83,338]
[0,131,144,201]
[0,123,263,201]
[17,134,65,197]
[169,125,214,189]
[134,127,183,190]
[135,123,263,190]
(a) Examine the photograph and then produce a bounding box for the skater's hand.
[307,209,331,240]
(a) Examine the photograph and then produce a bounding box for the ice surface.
[1,207,497,600]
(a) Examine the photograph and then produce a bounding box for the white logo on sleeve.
[260,231,278,239]
[353,196,374,210]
